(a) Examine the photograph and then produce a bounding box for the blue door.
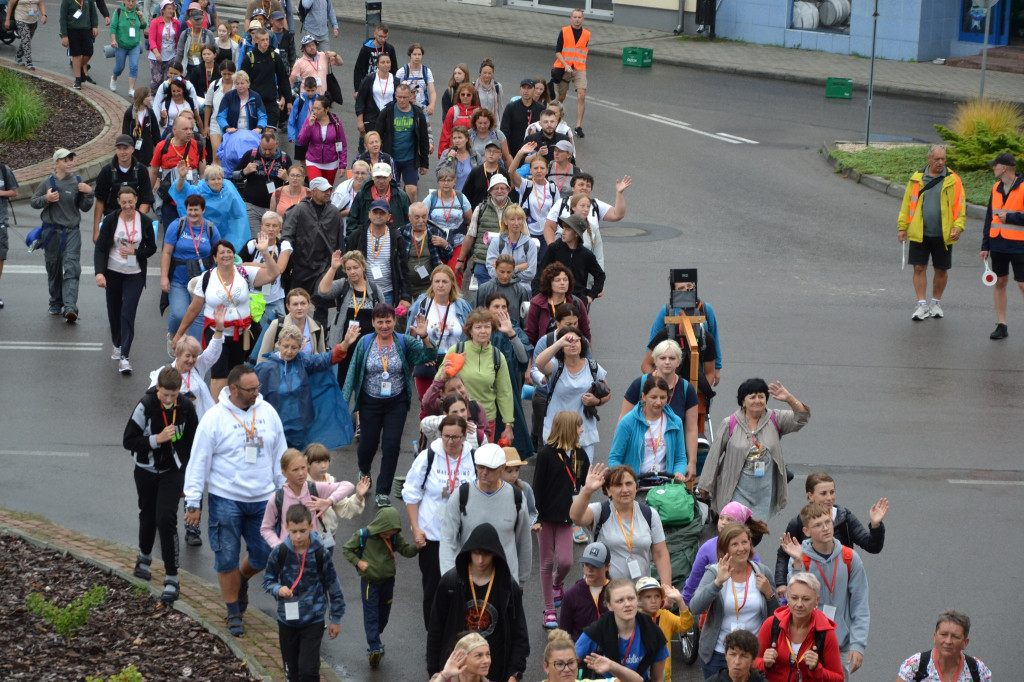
[959,0,1012,45]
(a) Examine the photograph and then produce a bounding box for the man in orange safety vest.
[553,9,590,139]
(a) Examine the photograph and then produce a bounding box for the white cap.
[308,177,332,191]
[473,443,506,469]
[371,162,393,178]
[488,174,510,191]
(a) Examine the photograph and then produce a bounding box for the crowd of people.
[0,3,1006,682]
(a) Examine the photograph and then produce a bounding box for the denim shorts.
[207,492,272,573]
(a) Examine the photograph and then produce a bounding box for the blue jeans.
[473,262,491,286]
[114,44,141,78]
[700,650,727,680]
[207,493,272,573]
[361,578,394,650]
[168,280,204,340]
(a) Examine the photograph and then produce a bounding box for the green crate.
[825,77,852,99]
[623,47,653,68]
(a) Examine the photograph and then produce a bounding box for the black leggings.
[418,539,440,629]
[104,270,145,357]
[134,467,185,575]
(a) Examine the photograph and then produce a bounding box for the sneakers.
[185,529,203,546]
[166,333,175,358]
[27,64,35,70]
[15,55,24,66]
[109,75,117,92]
[119,357,133,375]
[929,301,944,319]
[354,423,361,441]
[128,88,135,97]
[374,494,391,508]
[132,554,152,580]
[543,609,558,629]
[73,78,82,90]
[368,649,384,668]
[990,323,1009,340]
[575,126,585,138]
[111,346,122,361]
[553,583,564,607]
[48,306,62,316]
[64,309,78,324]
[911,303,930,321]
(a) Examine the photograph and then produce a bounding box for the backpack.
[272,481,320,535]
[547,356,598,400]
[351,527,370,557]
[913,650,980,682]
[592,498,653,545]
[557,194,600,221]
[400,63,430,102]
[457,481,522,531]
[800,545,853,578]
[178,217,212,242]
[419,442,477,490]
[768,615,829,663]
[360,331,407,358]
[272,540,330,595]
[518,180,556,224]
[296,0,310,22]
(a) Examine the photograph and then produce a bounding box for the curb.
[1,58,126,200]
[820,140,987,220]
[0,513,344,682]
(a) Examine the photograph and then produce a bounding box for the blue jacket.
[168,179,250,252]
[647,299,722,370]
[609,402,687,477]
[263,532,346,627]
[288,92,316,142]
[217,89,268,131]
[254,350,353,450]
[399,222,454,269]
[236,31,279,69]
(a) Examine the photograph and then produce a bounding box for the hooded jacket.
[774,506,885,587]
[609,402,688,478]
[280,195,347,295]
[426,523,529,680]
[787,538,869,655]
[341,506,418,583]
[216,88,268,131]
[755,605,844,682]
[539,238,606,301]
[262,530,346,627]
[182,386,287,507]
[691,560,780,664]
[123,387,199,472]
[579,608,668,681]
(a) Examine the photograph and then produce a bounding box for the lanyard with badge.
[442,448,464,498]
[748,434,767,478]
[412,231,431,280]
[308,53,322,87]
[349,288,367,331]
[123,213,139,267]
[814,558,839,621]
[124,8,138,37]
[283,546,308,620]
[616,507,643,580]
[260,155,278,196]
[644,414,665,467]
[231,409,262,463]
[426,298,451,347]
[160,404,181,442]
[369,230,388,281]
[72,0,84,20]
[376,334,394,396]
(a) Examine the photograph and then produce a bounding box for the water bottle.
[411,439,418,454]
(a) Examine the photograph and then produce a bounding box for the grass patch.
[830,145,994,205]
[0,68,48,142]
[949,99,1024,138]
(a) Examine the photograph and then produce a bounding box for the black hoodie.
[123,387,198,472]
[426,523,529,680]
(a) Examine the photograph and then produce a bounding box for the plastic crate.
[825,77,853,99]
[623,47,654,68]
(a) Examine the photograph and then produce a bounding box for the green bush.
[0,68,48,142]
[935,122,1024,172]
[26,584,108,638]
[86,665,144,682]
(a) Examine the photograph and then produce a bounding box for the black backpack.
[547,356,598,399]
[592,498,653,542]
[912,650,980,682]
[418,442,477,490]
[768,615,829,668]
[272,540,330,596]
[272,481,319,535]
[458,481,522,532]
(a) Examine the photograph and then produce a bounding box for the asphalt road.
[2,23,1022,682]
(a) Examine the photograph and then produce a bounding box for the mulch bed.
[0,534,260,682]
[0,72,104,170]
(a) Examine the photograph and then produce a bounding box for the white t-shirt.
[542,358,607,448]
[715,571,763,652]
[243,239,292,303]
[640,414,668,475]
[197,265,260,321]
[160,22,176,61]
[372,73,395,112]
[401,442,477,542]
[422,299,463,352]
[107,213,143,275]
[396,64,434,108]
[516,176,557,236]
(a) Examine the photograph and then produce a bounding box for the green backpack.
[645,482,695,526]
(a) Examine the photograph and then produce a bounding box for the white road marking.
[587,99,756,144]
[0,450,90,457]
[948,479,1024,486]
[3,264,158,277]
[0,342,103,351]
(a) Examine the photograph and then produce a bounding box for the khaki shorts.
[557,68,588,96]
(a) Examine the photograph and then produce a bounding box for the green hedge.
[0,68,48,142]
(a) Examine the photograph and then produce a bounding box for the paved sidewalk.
[0,507,341,682]
[215,0,1024,104]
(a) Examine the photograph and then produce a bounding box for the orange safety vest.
[554,26,590,71]
[990,180,1024,241]
[905,173,963,230]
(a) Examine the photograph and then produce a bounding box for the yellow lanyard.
[615,506,634,554]
[229,409,257,439]
[468,569,495,623]
[351,289,367,316]
[370,229,388,259]
[217,268,239,306]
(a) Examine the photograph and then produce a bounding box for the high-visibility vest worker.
[554,25,590,71]
[989,181,1024,241]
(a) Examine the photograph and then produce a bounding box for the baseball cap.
[269,10,285,19]
[52,148,75,161]
[308,177,332,191]
[474,443,506,469]
[115,134,135,147]
[371,162,392,177]
[579,542,610,567]
[635,576,663,595]
[520,78,535,87]
[988,152,1017,167]
[488,174,510,191]
[483,139,501,150]
[369,199,391,212]
[554,140,574,154]
[558,214,588,236]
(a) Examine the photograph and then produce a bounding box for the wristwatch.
[185,505,200,514]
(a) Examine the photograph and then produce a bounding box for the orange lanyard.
[532,182,550,213]
[217,268,239,305]
[934,650,965,682]
[351,289,367,316]
[369,229,387,259]
[469,569,495,623]
[160,405,177,429]
[438,195,456,223]
[412,231,426,259]
[375,335,393,374]
[180,370,192,393]
[289,547,308,590]
[557,449,578,489]
[645,414,665,456]
[589,583,605,618]
[615,507,634,554]
[376,74,390,100]
[229,409,257,439]
[730,565,751,620]
[382,536,395,560]
[784,630,808,667]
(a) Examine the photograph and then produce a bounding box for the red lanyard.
[621,624,638,665]
[123,213,138,246]
[181,370,192,392]
[412,231,426,259]
[160,405,177,429]
[307,53,320,73]
[557,449,578,489]
[554,165,570,193]
[439,195,457,223]
[289,548,308,590]
[259,155,277,179]
[934,650,964,682]
[667,374,678,405]
[185,220,203,256]
[814,558,840,598]
[731,565,751,619]
[444,450,464,495]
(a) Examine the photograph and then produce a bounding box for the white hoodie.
[183,386,287,507]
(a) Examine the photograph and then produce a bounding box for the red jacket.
[756,606,844,682]
[438,104,480,158]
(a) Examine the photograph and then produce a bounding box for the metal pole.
[865,0,879,145]
[979,7,992,101]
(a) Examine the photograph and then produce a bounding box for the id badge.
[821,604,837,621]
[283,600,300,620]
[265,181,276,195]
[187,170,199,184]
[441,486,450,499]
[315,77,323,87]
[28,7,36,15]
[627,559,642,580]
[128,26,135,37]
[73,8,82,18]
[415,264,430,279]
[370,264,384,280]
[348,320,361,330]
[190,56,200,66]
[135,138,143,150]
[753,460,766,477]
[335,141,343,153]
[380,380,392,397]
[245,444,258,463]
[126,255,138,268]
[730,622,740,632]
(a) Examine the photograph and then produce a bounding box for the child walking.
[263,504,346,682]
[531,411,589,629]
[636,576,693,681]
[304,442,371,550]
[341,506,419,669]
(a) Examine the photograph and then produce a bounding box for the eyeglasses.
[234,384,261,394]
[441,434,464,441]
[550,660,578,671]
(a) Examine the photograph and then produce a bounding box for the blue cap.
[369,199,391,212]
